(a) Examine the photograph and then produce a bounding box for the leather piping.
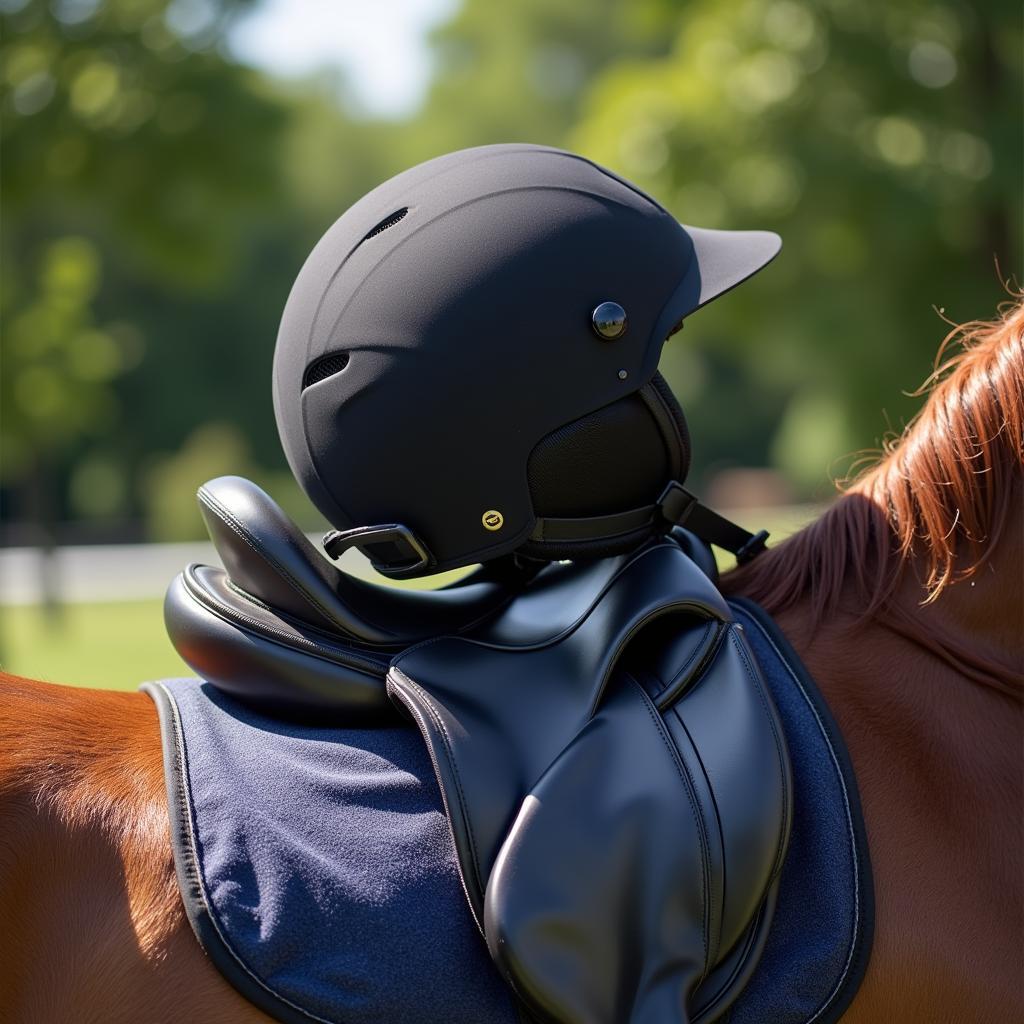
[627,674,712,975]
[387,665,488,932]
[181,564,389,677]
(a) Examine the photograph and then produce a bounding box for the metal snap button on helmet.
[592,301,628,340]
[273,143,781,578]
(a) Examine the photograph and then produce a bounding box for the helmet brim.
[653,226,782,340]
[685,225,782,309]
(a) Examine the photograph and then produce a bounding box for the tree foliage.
[567,0,1021,487]
[1,0,1020,540]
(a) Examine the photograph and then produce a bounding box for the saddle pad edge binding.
[141,679,336,1024]
[725,599,875,1024]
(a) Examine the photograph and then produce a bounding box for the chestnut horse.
[2,301,1021,1023]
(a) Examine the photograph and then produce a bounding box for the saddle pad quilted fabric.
[143,598,872,1024]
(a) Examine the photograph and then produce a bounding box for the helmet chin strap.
[530,480,769,565]
[323,523,434,577]
[325,481,769,577]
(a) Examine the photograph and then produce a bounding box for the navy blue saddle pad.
[143,599,873,1024]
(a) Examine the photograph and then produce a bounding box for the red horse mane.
[725,295,1024,621]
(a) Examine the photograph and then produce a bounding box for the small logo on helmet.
[482,510,504,531]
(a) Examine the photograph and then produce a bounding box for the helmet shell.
[273,144,778,575]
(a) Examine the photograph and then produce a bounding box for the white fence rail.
[1,505,820,605]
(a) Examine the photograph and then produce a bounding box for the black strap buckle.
[657,481,698,526]
[658,480,770,564]
[735,529,770,565]
[323,523,433,576]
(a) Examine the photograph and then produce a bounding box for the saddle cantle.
[164,476,793,1023]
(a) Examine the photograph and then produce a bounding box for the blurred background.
[1,0,1021,686]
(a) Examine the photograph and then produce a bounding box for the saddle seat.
[164,475,791,1024]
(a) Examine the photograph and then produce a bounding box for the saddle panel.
[165,565,392,720]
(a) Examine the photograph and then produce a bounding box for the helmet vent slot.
[362,207,408,241]
[302,352,350,389]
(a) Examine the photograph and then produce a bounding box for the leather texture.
[196,476,539,645]
[388,543,791,1023]
[164,476,791,1022]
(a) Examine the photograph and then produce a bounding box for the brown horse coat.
[2,302,1022,1022]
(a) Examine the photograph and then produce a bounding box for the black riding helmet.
[273,144,780,578]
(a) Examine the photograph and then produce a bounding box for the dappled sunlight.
[1,0,1018,586]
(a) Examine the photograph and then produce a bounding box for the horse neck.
[746,299,1024,697]
[881,479,1023,693]
[730,480,1024,703]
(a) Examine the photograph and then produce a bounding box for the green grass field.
[2,599,189,690]
[1,506,819,692]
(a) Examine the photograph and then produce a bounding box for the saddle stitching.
[626,673,711,975]
[387,668,487,926]
[182,565,386,676]
[735,609,862,1024]
[667,702,727,970]
[146,681,339,1024]
[198,487,359,633]
[728,627,791,882]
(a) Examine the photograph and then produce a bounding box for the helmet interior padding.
[520,371,691,561]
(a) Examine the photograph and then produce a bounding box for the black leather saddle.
[165,476,792,1024]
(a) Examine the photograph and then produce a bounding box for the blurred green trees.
[568,0,1021,488]
[2,0,291,538]
[1,0,1020,541]
[1,0,402,538]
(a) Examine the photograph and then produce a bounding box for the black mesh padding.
[527,393,670,518]
[362,207,408,241]
[302,353,350,389]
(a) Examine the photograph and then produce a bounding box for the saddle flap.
[385,544,754,922]
[483,678,709,1024]
[482,624,791,1024]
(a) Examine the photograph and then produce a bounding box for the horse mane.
[723,294,1024,623]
